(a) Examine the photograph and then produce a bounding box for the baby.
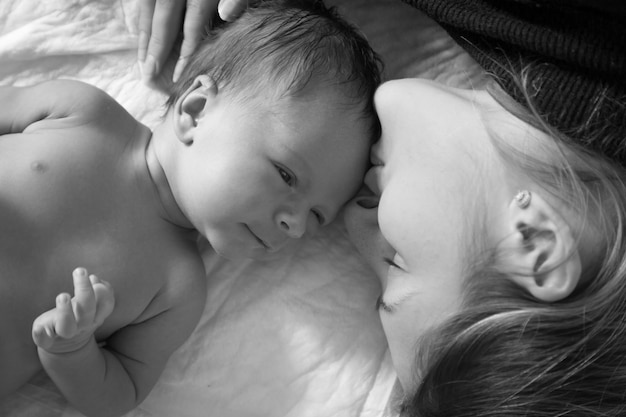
[0,0,381,415]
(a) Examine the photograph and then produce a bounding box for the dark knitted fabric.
[402,0,626,163]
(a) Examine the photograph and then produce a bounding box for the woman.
[138,0,626,415]
[345,76,626,415]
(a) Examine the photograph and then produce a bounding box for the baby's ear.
[501,191,582,302]
[173,75,217,145]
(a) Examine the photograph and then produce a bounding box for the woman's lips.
[354,184,379,209]
[363,165,382,196]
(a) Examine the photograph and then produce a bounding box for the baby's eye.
[312,209,325,225]
[276,165,295,186]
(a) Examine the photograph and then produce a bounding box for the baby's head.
[167,0,381,130]
[162,0,382,260]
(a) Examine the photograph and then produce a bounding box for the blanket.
[0,0,482,416]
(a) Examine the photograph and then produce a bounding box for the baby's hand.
[32,268,115,354]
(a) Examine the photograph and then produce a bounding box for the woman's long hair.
[403,68,626,417]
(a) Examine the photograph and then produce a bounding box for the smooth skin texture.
[0,77,370,416]
[158,75,370,260]
[344,78,586,391]
[0,80,206,416]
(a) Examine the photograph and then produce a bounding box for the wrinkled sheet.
[0,0,481,416]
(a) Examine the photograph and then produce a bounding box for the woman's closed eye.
[384,256,403,271]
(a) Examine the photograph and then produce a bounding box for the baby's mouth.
[247,225,278,252]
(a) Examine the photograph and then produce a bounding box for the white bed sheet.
[0,0,482,415]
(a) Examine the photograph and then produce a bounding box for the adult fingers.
[142,0,186,81]
[138,0,157,62]
[173,0,220,82]
[218,0,255,22]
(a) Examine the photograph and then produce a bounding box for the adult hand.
[138,0,253,83]
[32,267,115,354]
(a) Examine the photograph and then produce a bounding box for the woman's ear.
[173,74,217,145]
[501,191,582,302]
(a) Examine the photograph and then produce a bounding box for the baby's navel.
[30,161,48,173]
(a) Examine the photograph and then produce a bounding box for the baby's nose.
[276,209,310,239]
[277,207,314,239]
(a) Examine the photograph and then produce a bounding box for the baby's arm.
[33,264,206,417]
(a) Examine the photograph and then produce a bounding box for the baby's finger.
[89,273,101,286]
[92,278,116,325]
[32,325,50,349]
[72,267,96,325]
[54,293,78,339]
[32,309,58,348]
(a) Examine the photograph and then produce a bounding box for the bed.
[0,1,482,416]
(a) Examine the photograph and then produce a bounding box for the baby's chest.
[1,129,125,211]
[0,164,155,272]
[0,125,158,255]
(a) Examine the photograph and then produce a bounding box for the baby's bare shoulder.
[27,80,112,113]
[1,80,135,136]
[61,81,134,123]
[27,80,138,131]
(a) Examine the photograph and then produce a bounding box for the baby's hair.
[401,68,626,416]
[167,0,382,139]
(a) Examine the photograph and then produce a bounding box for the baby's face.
[176,87,372,260]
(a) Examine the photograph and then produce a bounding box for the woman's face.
[344,78,513,390]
